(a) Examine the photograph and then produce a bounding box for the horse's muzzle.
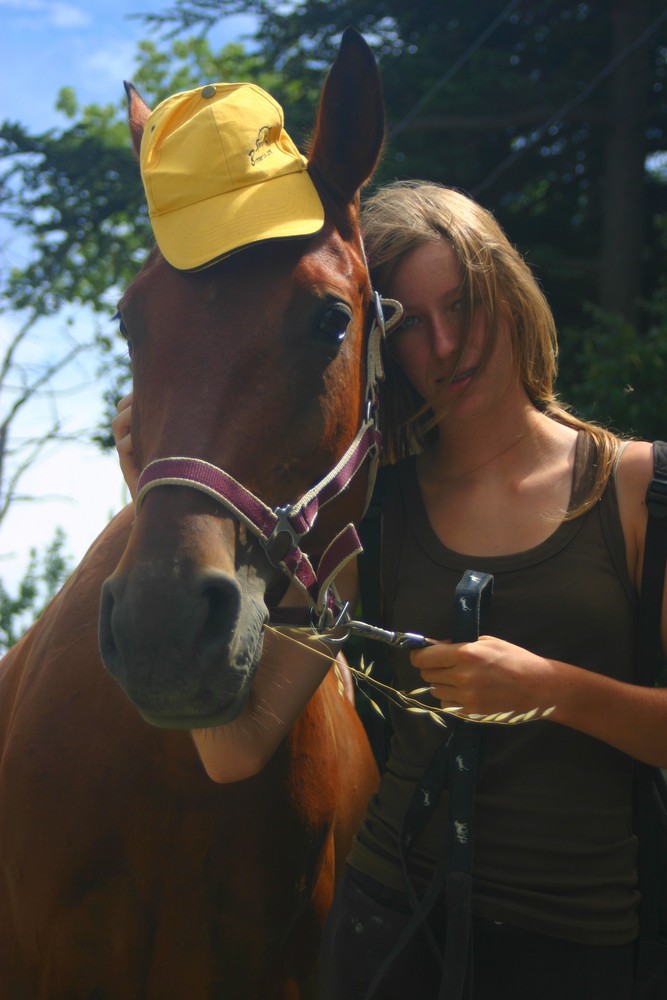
[98,565,267,728]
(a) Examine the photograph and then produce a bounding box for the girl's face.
[387,240,518,422]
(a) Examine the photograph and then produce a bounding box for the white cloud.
[0,0,90,29]
[50,2,90,28]
[83,39,140,89]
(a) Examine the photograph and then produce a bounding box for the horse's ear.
[308,28,384,203]
[124,81,152,160]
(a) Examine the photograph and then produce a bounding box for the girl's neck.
[422,399,561,487]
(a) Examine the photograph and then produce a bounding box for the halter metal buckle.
[264,504,302,567]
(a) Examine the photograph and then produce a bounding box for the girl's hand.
[112,392,140,499]
[411,636,558,719]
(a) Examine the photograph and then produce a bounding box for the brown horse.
[0,30,382,998]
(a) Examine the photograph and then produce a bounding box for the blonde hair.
[361,180,620,514]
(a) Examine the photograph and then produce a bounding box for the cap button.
[201,85,216,99]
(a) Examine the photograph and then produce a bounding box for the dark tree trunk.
[598,0,652,325]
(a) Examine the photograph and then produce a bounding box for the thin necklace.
[423,426,536,485]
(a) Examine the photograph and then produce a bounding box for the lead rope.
[438,571,494,1000]
[362,570,493,1000]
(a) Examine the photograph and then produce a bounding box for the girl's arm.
[413,637,667,767]
[413,441,667,766]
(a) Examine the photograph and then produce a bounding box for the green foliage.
[558,216,667,439]
[0,36,282,326]
[0,115,145,318]
[0,33,287,455]
[154,1,667,332]
[131,37,273,105]
[0,527,73,653]
[2,4,667,463]
[559,303,667,440]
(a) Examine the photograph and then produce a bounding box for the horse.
[0,29,383,998]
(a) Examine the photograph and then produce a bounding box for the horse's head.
[98,29,386,728]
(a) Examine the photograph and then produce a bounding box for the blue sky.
[2,0,257,131]
[0,0,256,590]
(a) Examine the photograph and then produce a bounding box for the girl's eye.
[317,304,352,344]
[396,313,421,332]
[448,299,462,314]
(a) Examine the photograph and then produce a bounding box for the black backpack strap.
[638,441,667,686]
[636,442,667,961]
[362,570,493,1000]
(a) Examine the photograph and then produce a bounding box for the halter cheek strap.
[134,293,402,618]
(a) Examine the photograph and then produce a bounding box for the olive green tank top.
[348,431,640,946]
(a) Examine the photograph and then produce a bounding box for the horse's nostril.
[199,572,242,654]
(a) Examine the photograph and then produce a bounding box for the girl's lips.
[436,366,477,386]
[451,366,477,384]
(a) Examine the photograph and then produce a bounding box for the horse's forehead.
[292,227,368,292]
[125,230,367,311]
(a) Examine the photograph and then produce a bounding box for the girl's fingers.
[111,393,139,497]
[111,396,133,446]
[116,392,133,413]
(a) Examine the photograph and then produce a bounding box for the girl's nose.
[430,315,459,358]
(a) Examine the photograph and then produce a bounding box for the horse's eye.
[113,310,133,358]
[317,304,352,344]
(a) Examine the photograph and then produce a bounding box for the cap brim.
[149,169,325,271]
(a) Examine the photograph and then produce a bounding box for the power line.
[387,0,522,140]
[472,7,667,197]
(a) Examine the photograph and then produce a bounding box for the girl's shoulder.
[615,440,654,499]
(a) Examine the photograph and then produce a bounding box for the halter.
[134,293,403,622]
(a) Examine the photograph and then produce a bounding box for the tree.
[0,527,73,654]
[2,3,666,461]
[0,35,270,492]
[0,95,141,525]
[559,215,667,435]
[152,1,667,437]
[0,310,91,528]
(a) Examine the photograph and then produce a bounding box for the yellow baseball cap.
[139,82,326,271]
